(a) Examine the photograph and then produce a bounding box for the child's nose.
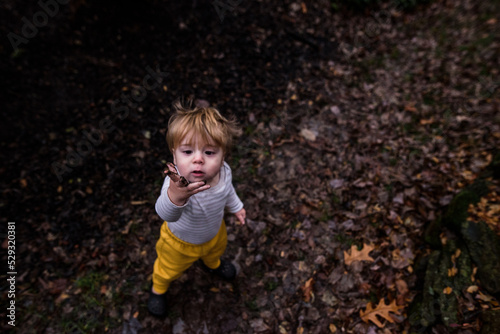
[193,151,204,163]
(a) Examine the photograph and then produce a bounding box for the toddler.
[147,101,246,317]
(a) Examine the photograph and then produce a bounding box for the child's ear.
[172,150,177,165]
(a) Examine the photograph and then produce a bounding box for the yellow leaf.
[344,244,375,265]
[329,324,337,333]
[448,267,458,277]
[210,287,220,293]
[360,299,403,328]
[443,287,453,294]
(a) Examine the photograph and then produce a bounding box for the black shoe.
[147,291,167,317]
[201,259,236,280]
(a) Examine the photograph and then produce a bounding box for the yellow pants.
[152,221,227,294]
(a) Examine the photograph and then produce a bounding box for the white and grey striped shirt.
[155,161,244,244]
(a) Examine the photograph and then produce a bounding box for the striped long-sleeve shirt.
[155,161,244,244]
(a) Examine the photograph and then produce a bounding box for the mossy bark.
[460,219,500,294]
[410,151,500,332]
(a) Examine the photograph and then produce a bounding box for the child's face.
[173,132,224,187]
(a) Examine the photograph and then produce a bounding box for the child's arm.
[226,183,245,224]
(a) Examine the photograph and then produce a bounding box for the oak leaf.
[344,244,375,265]
[360,299,403,328]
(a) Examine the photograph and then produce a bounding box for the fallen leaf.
[131,200,148,205]
[300,128,317,141]
[404,103,417,112]
[344,244,375,265]
[301,2,307,13]
[395,279,408,296]
[55,292,71,305]
[476,291,495,303]
[443,287,453,294]
[360,299,403,328]
[301,277,315,303]
[467,285,479,293]
[448,267,458,277]
[420,118,435,125]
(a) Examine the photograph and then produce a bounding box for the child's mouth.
[191,171,204,177]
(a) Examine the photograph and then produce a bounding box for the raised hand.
[164,162,210,206]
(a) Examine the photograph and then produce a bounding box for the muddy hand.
[163,162,190,187]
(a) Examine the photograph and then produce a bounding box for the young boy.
[147,101,246,317]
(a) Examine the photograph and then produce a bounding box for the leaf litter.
[1,0,499,333]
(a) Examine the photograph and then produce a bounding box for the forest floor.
[1,0,500,333]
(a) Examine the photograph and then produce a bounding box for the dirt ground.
[1,0,499,333]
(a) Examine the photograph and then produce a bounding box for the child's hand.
[234,208,246,225]
[167,180,210,206]
[164,162,210,205]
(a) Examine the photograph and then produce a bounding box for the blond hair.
[166,100,241,154]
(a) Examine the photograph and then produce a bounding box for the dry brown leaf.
[301,2,307,13]
[476,291,495,303]
[395,279,408,296]
[344,244,375,265]
[301,277,315,303]
[360,299,403,328]
[404,103,417,112]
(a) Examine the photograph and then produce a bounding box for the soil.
[1,0,499,333]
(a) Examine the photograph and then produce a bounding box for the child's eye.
[205,151,215,155]
[183,150,192,154]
